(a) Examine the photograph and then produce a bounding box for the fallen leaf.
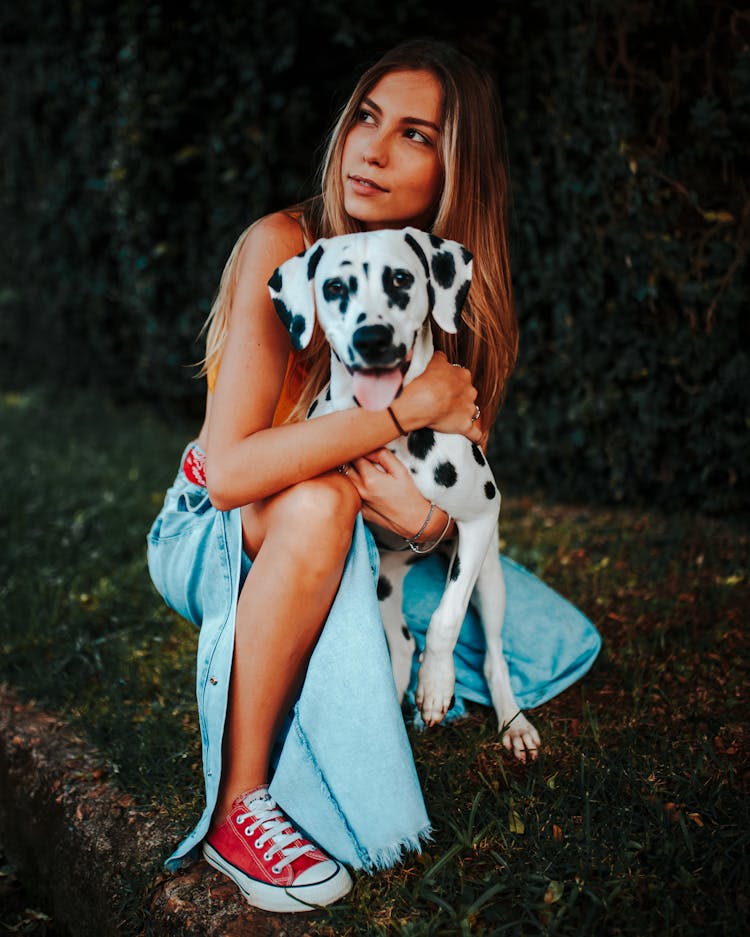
[508,800,525,834]
[544,881,564,904]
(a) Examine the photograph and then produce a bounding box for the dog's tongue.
[352,369,403,411]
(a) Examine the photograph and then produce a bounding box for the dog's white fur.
[268,227,539,758]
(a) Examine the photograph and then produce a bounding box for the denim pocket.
[149,481,212,545]
[177,484,211,516]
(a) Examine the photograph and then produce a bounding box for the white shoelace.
[236,795,317,873]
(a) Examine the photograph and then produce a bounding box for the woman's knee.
[246,473,359,565]
[242,474,360,561]
[274,474,360,541]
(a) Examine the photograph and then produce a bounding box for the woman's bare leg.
[212,473,360,821]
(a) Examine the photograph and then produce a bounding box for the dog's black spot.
[325,386,331,401]
[429,233,444,250]
[461,246,473,265]
[434,460,458,487]
[402,625,412,641]
[426,280,435,317]
[407,428,435,460]
[484,480,497,499]
[404,233,430,277]
[450,554,461,582]
[307,244,324,280]
[356,312,366,324]
[454,279,470,327]
[431,250,456,289]
[268,268,282,292]
[471,443,486,467]
[382,266,412,310]
[272,297,291,329]
[332,348,341,362]
[377,575,392,601]
[363,262,369,277]
[307,399,318,418]
[275,302,308,351]
[349,276,358,295]
[290,315,307,350]
[341,260,352,266]
[347,345,355,362]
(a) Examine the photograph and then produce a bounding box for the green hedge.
[2,0,747,513]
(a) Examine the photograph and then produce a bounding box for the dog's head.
[268,227,472,410]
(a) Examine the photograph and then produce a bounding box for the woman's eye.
[404,128,430,145]
[357,108,375,124]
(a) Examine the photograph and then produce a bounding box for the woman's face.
[341,69,444,230]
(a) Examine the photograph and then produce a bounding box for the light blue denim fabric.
[401,554,602,724]
[147,444,601,872]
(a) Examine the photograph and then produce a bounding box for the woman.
[148,39,600,913]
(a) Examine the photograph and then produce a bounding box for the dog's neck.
[328,324,435,410]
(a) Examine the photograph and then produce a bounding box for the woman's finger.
[466,419,483,444]
[359,447,406,476]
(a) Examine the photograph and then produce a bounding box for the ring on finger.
[471,404,481,423]
[338,463,351,476]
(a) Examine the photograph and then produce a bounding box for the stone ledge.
[0,685,313,936]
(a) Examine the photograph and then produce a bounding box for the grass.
[1,388,748,936]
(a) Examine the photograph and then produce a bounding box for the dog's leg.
[377,550,416,702]
[472,543,541,761]
[416,517,496,726]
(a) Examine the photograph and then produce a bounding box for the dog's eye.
[391,270,414,290]
[323,278,347,299]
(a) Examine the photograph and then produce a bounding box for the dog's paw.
[416,654,455,727]
[499,711,540,763]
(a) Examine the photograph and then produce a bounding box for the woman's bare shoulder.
[239,210,307,268]
[229,211,307,319]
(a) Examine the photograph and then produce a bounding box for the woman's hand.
[395,351,483,443]
[343,448,449,541]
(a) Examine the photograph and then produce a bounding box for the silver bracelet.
[404,502,436,545]
[408,511,453,555]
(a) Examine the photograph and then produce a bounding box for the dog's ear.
[267,241,327,351]
[402,228,473,335]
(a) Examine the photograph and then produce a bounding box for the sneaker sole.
[202,842,353,913]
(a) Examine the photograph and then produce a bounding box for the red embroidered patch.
[183,446,207,488]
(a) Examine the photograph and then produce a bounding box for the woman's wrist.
[386,397,418,436]
[389,371,437,434]
[406,501,452,544]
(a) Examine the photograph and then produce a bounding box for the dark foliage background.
[1,0,748,513]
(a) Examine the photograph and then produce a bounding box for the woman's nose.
[362,132,387,167]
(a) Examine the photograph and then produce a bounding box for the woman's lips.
[348,174,388,195]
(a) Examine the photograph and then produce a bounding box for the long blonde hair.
[202,40,517,430]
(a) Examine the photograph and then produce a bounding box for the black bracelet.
[387,405,408,436]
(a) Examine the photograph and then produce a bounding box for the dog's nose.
[352,325,395,364]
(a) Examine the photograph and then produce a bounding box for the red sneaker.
[202,787,353,912]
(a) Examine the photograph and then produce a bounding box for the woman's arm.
[205,212,482,512]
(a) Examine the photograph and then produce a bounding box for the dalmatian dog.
[268,227,539,759]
